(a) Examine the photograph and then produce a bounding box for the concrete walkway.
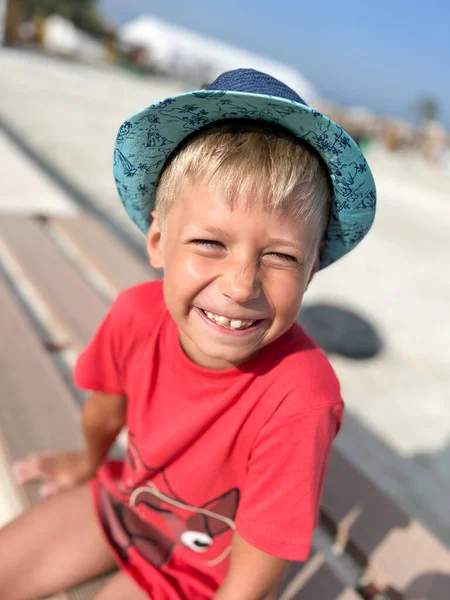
[1,47,450,545]
[0,47,187,237]
[0,130,77,215]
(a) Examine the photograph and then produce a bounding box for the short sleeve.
[235,399,343,561]
[73,295,130,396]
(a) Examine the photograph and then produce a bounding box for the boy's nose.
[218,265,261,304]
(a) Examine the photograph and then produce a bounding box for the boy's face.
[147,180,320,370]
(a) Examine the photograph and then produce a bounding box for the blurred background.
[1,0,450,549]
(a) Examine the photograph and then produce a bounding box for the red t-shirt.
[74,281,343,599]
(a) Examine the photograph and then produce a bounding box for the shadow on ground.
[405,573,450,599]
[298,303,383,359]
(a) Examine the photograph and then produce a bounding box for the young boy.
[0,68,376,599]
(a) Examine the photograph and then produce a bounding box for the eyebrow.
[193,225,233,241]
[266,237,302,249]
[185,225,301,249]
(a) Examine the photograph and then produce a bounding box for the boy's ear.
[147,211,164,270]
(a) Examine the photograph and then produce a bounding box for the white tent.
[119,15,317,103]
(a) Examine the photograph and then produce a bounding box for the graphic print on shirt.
[98,434,240,568]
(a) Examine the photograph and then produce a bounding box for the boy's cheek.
[182,254,215,279]
[166,253,218,290]
[270,289,306,332]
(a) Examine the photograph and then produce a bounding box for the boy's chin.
[190,341,264,370]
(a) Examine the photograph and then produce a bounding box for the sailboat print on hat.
[114,149,137,177]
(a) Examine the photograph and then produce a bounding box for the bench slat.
[0,274,83,502]
[0,274,111,599]
[322,449,450,597]
[0,216,109,348]
[280,552,363,600]
[52,215,159,294]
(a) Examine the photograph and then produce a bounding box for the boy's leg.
[0,483,117,600]
[93,572,148,599]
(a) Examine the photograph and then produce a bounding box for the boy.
[0,68,376,599]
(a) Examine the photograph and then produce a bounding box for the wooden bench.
[0,213,449,600]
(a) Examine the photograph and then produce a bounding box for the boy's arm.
[81,391,127,471]
[214,532,289,600]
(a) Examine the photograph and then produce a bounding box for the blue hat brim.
[113,89,376,269]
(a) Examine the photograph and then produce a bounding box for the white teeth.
[204,311,255,330]
[230,320,243,329]
[217,315,229,326]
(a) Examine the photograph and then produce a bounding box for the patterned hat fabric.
[113,68,376,269]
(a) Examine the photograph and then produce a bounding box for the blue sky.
[99,0,450,127]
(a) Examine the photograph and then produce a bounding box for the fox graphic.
[98,436,240,568]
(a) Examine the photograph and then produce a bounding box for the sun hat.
[113,68,376,269]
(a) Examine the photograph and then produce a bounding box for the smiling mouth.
[200,309,263,331]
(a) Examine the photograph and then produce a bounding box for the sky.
[99,0,450,127]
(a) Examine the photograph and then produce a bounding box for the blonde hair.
[155,119,332,241]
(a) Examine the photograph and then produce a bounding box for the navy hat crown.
[207,68,308,106]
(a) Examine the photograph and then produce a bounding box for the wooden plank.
[0,274,83,503]
[52,215,160,294]
[365,520,450,599]
[0,275,112,599]
[279,552,363,600]
[321,449,450,597]
[0,216,110,348]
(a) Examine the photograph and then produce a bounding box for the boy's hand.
[11,451,96,498]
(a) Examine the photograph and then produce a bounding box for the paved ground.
[0,130,77,216]
[1,47,450,544]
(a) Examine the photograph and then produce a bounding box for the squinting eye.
[180,530,213,552]
[193,240,224,249]
[266,253,297,263]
